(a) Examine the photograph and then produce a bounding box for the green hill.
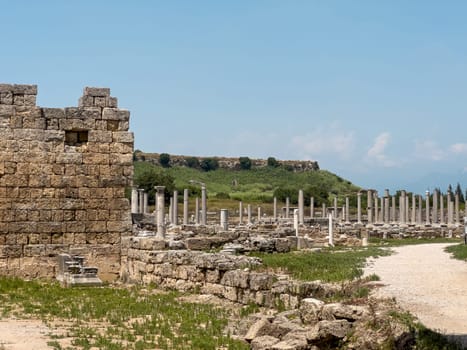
[133,160,361,211]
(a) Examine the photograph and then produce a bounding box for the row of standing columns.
[132,186,466,238]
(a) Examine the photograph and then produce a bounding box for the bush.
[186,157,200,169]
[134,166,175,204]
[267,157,279,167]
[159,153,171,168]
[239,157,252,170]
[200,158,219,172]
[215,192,230,199]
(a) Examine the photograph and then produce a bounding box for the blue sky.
[2,1,467,194]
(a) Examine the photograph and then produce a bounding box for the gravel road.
[364,243,467,345]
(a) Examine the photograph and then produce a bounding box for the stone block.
[102,108,130,121]
[250,273,276,291]
[112,131,134,143]
[12,85,37,95]
[83,87,110,97]
[221,270,249,288]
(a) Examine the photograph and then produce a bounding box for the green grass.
[0,278,248,350]
[251,247,391,282]
[445,243,467,261]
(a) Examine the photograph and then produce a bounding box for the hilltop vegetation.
[133,160,361,209]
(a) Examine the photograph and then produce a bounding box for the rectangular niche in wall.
[65,130,88,146]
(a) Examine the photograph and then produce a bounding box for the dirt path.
[0,319,52,350]
[364,243,467,345]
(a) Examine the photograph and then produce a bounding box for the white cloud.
[366,132,397,167]
[450,143,467,154]
[290,125,355,160]
[413,140,445,161]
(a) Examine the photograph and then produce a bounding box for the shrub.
[159,153,171,168]
[239,157,252,170]
[267,157,279,167]
[200,158,219,172]
[215,192,230,199]
[186,157,200,169]
[134,166,175,204]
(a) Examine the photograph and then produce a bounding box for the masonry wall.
[0,84,133,280]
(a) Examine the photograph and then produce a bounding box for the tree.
[267,157,279,167]
[186,157,200,169]
[159,153,171,168]
[200,158,219,172]
[455,183,465,202]
[239,156,252,170]
[134,166,175,204]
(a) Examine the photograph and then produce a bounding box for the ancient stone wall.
[122,236,340,309]
[0,84,133,280]
[134,152,320,172]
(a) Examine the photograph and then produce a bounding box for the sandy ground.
[0,319,52,349]
[364,243,467,345]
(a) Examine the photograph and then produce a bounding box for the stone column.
[381,197,385,223]
[173,190,178,225]
[131,187,138,214]
[201,185,207,225]
[391,195,396,223]
[447,191,453,225]
[405,195,409,223]
[399,190,406,224]
[333,196,338,220]
[367,190,373,224]
[417,195,422,225]
[310,197,315,219]
[247,204,252,224]
[298,189,304,225]
[357,192,362,224]
[239,201,243,225]
[411,194,416,224]
[432,189,438,224]
[273,197,277,221]
[440,194,445,224]
[455,192,460,224]
[257,207,262,222]
[384,190,390,223]
[168,197,173,224]
[220,209,229,231]
[143,191,148,214]
[322,203,326,218]
[328,213,334,246]
[138,189,145,214]
[345,196,350,224]
[195,197,200,224]
[425,190,430,225]
[285,197,290,219]
[183,189,189,225]
[155,186,165,238]
[374,192,379,223]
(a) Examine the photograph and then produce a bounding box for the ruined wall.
[0,84,133,280]
[122,237,340,309]
[134,152,320,172]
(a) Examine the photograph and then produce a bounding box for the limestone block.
[109,153,132,165]
[223,286,238,302]
[72,232,85,243]
[249,273,275,291]
[78,95,94,107]
[244,317,277,342]
[306,320,352,342]
[112,131,134,143]
[299,298,325,324]
[221,270,249,289]
[320,303,369,321]
[251,335,280,350]
[64,107,101,119]
[0,92,13,105]
[185,237,212,250]
[102,108,130,121]
[0,245,22,258]
[83,153,109,165]
[83,87,110,97]
[88,130,113,143]
[60,118,95,130]
[11,85,37,95]
[13,94,24,106]
[205,269,220,283]
[23,244,46,257]
[275,238,290,253]
[56,152,83,164]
